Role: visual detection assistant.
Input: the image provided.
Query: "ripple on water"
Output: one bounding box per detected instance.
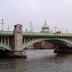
[0,49,72,72]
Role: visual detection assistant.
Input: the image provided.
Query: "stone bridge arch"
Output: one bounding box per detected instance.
[0,43,12,57]
[0,43,11,51]
[23,38,72,53]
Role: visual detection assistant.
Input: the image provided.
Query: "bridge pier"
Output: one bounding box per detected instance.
[14,51,26,58]
[8,51,26,58]
[13,24,27,58]
[0,51,26,58]
[54,46,72,53]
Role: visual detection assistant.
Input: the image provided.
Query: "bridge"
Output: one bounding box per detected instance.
[0,24,72,57]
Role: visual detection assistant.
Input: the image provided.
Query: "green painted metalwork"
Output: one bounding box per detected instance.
[23,32,72,37]
[0,31,72,50]
[0,43,11,51]
[0,31,72,37]
[23,38,72,49]
[0,31,13,36]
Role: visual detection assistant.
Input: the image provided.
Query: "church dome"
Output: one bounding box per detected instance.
[41,20,50,32]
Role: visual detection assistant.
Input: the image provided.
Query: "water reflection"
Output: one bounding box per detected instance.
[0,49,72,72]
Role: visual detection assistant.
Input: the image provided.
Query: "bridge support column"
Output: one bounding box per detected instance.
[54,46,72,53]
[13,24,26,58]
[4,37,6,44]
[14,51,26,57]
[1,38,3,43]
[8,37,10,46]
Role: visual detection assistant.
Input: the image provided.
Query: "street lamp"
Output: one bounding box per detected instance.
[54,26,57,33]
[0,19,5,31]
[29,21,33,32]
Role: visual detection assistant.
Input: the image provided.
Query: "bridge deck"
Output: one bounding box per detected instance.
[0,31,13,36]
[23,32,72,37]
[0,31,72,37]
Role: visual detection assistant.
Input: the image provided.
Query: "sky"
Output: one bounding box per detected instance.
[0,0,72,33]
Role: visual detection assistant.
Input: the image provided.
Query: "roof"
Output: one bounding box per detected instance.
[42,20,49,30]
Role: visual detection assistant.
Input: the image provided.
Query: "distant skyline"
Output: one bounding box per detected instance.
[0,0,72,33]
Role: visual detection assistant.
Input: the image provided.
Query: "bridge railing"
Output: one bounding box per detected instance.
[23,32,72,37]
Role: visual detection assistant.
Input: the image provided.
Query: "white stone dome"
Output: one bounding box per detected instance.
[41,20,50,32]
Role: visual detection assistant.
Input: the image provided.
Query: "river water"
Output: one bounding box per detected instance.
[0,49,72,72]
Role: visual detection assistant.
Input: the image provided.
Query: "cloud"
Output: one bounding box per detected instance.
[64,0,72,5]
[0,0,72,32]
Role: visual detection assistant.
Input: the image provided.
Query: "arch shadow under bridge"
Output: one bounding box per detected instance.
[0,43,11,57]
[23,38,72,53]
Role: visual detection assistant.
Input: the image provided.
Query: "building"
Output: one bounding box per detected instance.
[41,20,50,33]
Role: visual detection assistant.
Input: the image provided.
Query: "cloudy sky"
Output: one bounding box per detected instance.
[0,0,72,33]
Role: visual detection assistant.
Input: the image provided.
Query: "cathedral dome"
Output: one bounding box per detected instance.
[41,20,50,32]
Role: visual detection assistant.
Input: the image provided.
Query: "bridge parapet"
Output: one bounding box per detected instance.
[23,32,72,37]
[0,31,13,35]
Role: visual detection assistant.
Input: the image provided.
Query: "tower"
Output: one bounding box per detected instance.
[14,24,26,57]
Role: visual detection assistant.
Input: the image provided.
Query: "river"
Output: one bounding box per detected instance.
[0,49,72,72]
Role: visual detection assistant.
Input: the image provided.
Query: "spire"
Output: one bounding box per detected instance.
[41,20,50,33]
[45,20,47,25]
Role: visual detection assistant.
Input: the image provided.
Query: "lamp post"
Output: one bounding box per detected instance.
[8,25,9,31]
[0,19,5,31]
[29,21,33,32]
[54,26,57,33]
